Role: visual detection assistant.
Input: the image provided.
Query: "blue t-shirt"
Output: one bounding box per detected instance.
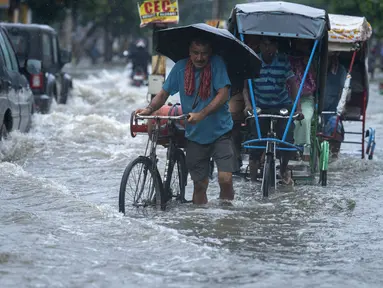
[252,53,295,108]
[162,55,232,144]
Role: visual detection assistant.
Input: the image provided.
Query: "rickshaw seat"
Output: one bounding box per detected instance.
[343,106,362,121]
[348,91,364,107]
[350,67,364,93]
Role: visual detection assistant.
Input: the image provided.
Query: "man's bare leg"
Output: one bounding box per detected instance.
[192,178,209,204]
[280,153,293,185]
[218,171,234,200]
[249,159,260,182]
[330,141,341,159]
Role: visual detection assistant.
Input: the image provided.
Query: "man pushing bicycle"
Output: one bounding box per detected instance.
[136,36,237,205]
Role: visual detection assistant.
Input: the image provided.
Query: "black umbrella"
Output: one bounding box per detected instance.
[154,23,261,80]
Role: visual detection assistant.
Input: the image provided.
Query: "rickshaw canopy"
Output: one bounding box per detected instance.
[328,14,372,52]
[228,1,330,39]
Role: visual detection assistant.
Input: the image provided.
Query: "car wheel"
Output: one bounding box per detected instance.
[0,122,8,141]
[25,105,33,132]
[59,92,68,104]
[54,92,58,103]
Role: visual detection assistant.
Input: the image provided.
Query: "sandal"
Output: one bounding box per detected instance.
[278,178,294,186]
[302,154,310,162]
[278,171,294,187]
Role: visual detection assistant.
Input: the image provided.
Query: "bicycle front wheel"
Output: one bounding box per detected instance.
[262,154,273,198]
[119,156,164,214]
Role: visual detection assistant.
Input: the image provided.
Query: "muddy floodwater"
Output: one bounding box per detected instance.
[1,66,382,287]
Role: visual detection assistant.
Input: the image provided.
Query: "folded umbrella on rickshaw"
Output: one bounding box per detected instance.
[154,23,262,81]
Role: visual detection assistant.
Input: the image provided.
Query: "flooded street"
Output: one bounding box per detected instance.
[1,65,383,287]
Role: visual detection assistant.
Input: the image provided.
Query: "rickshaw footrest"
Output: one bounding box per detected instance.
[345,131,363,135]
[343,141,362,144]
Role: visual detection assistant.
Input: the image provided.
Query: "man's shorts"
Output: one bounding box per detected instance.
[185,132,237,182]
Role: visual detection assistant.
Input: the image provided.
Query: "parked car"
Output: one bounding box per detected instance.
[3,23,73,114]
[0,25,39,140]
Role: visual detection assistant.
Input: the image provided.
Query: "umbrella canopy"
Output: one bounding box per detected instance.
[154,23,261,80]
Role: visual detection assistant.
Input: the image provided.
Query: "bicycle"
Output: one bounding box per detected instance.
[243,108,303,197]
[119,104,190,215]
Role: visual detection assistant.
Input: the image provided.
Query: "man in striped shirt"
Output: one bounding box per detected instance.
[243,36,299,185]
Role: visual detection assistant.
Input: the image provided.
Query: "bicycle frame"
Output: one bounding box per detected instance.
[263,116,277,191]
[135,113,188,204]
[246,113,300,190]
[137,114,187,155]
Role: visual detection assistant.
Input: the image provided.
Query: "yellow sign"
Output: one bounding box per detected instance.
[137,0,179,28]
[205,20,227,29]
[0,0,9,9]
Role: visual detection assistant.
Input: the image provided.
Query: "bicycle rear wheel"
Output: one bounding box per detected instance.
[164,148,188,204]
[119,156,164,215]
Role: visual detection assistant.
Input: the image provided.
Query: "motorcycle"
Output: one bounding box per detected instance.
[122,50,129,63]
[130,66,147,87]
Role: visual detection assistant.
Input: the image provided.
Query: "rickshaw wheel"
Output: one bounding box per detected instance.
[310,118,320,175]
[368,142,375,160]
[262,154,273,197]
[366,128,376,160]
[320,170,327,186]
[319,141,329,187]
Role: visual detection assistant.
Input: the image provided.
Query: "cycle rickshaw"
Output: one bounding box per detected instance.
[119,23,261,214]
[227,1,331,196]
[318,14,375,161]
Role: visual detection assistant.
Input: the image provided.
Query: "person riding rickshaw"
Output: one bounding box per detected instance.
[121,24,262,212]
[227,1,331,195]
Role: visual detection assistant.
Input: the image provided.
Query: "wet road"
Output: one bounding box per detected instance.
[1,65,382,287]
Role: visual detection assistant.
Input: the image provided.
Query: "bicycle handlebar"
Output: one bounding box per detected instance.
[258,113,303,120]
[245,112,304,121]
[136,113,189,121]
[321,111,337,115]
